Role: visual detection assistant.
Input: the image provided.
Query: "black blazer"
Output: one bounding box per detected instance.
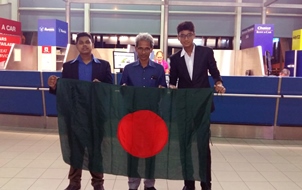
[169,46,222,89]
[50,56,113,94]
[61,58,112,83]
[169,46,222,112]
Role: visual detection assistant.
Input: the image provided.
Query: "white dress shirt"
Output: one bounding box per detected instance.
[180,45,195,80]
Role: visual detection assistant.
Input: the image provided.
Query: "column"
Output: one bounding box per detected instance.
[160,0,168,60]
[261,0,267,24]
[84,3,90,33]
[233,0,242,50]
[65,0,71,44]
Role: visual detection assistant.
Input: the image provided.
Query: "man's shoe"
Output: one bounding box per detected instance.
[93,184,104,190]
[64,184,81,190]
[144,187,156,190]
[182,186,195,190]
[201,182,211,190]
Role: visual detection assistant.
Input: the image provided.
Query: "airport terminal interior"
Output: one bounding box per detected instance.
[1,0,302,189]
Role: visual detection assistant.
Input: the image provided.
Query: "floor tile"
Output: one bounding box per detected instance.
[2,129,302,190]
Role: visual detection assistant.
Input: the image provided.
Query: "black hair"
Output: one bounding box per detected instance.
[76,32,93,43]
[177,21,195,34]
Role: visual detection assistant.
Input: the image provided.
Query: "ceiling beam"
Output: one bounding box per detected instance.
[64,0,302,9]
[64,0,163,5]
[169,1,263,8]
[264,0,278,7]
[270,3,302,9]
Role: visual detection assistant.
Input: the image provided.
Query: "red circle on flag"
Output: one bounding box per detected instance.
[117,110,168,158]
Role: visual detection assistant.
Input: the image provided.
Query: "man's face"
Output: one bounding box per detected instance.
[178,30,195,48]
[136,40,153,62]
[76,36,93,54]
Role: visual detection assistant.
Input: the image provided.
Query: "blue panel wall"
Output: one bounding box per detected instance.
[277,77,302,126]
[0,71,41,87]
[0,71,43,115]
[0,72,301,127]
[210,76,279,125]
[0,89,43,115]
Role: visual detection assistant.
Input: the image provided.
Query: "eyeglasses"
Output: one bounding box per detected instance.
[178,33,194,39]
[137,47,152,52]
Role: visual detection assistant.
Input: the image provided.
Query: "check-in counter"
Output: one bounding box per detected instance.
[0,71,302,139]
[211,76,279,125]
[0,71,43,115]
[277,77,302,126]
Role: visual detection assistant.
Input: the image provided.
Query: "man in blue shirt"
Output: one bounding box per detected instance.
[120,33,167,190]
[48,32,112,190]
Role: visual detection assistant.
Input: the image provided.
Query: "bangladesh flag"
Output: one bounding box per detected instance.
[56,79,213,182]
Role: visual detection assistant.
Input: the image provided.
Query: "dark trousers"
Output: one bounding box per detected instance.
[127,154,156,179]
[179,123,212,190]
[184,143,211,189]
[68,166,104,187]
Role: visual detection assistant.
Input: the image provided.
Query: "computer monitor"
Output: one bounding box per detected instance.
[113,51,136,70]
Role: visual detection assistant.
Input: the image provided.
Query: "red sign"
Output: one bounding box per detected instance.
[0,34,21,46]
[0,34,21,63]
[0,46,11,63]
[42,46,52,53]
[0,17,22,36]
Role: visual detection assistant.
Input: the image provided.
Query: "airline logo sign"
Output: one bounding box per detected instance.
[39,27,55,32]
[292,29,302,50]
[0,17,22,36]
[58,28,67,34]
[255,26,273,34]
[42,46,52,53]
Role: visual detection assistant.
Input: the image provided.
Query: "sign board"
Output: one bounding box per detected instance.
[292,29,302,50]
[42,46,52,54]
[0,17,22,36]
[241,24,274,55]
[38,19,68,47]
[0,34,21,64]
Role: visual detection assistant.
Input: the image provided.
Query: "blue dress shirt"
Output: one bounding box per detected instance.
[71,55,101,81]
[120,60,167,88]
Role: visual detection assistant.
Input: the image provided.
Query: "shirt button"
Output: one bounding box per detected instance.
[143,86,145,87]
[143,78,145,79]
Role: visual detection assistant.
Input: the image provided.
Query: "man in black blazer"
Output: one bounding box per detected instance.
[169,21,226,190]
[48,32,112,190]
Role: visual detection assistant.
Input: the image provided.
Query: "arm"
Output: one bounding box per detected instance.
[163,60,169,70]
[120,66,129,85]
[49,63,69,95]
[158,66,167,88]
[208,49,222,85]
[169,55,178,87]
[48,75,58,95]
[207,49,225,93]
[105,62,113,84]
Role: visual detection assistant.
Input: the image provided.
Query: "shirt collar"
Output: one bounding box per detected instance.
[180,44,196,57]
[70,54,100,64]
[133,59,156,68]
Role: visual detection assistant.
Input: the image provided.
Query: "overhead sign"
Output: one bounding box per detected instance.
[241,24,274,55]
[292,29,302,50]
[0,17,22,36]
[38,19,68,47]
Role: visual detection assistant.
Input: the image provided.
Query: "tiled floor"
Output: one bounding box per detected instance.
[1,127,302,190]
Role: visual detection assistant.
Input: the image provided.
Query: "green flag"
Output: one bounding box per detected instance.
[56,78,213,182]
